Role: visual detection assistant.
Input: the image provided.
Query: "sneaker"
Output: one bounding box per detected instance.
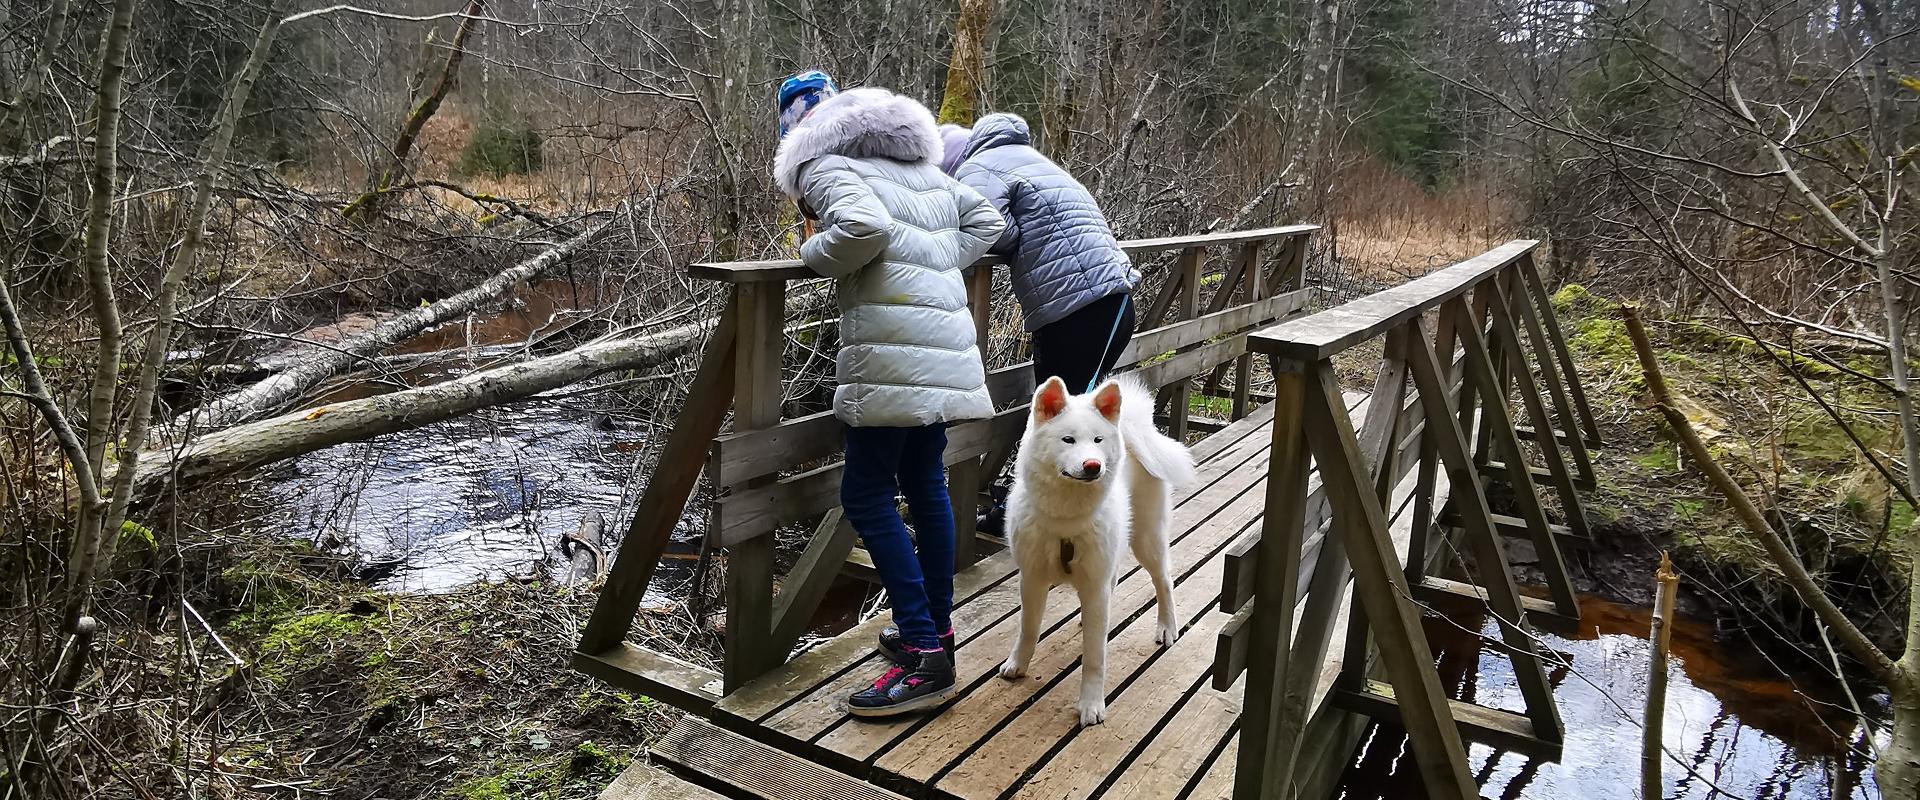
[976,502,1007,536]
[878,627,956,665]
[846,648,956,717]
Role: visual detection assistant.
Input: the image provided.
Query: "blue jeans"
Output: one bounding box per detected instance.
[841,424,955,651]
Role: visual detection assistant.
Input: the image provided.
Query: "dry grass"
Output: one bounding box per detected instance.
[1332,157,1521,283]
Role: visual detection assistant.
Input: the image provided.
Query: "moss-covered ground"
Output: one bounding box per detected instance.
[137,542,683,799]
[1549,285,1911,658]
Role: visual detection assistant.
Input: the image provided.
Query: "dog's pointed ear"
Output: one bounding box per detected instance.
[1033,376,1070,422]
[1092,380,1123,422]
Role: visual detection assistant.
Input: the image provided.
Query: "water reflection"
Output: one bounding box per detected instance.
[249,280,703,594]
[1336,596,1879,799]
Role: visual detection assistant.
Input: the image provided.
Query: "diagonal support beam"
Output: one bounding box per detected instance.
[1404,311,1566,744]
[1501,268,1598,490]
[1517,256,1603,447]
[1447,298,1580,616]
[1301,362,1478,800]
[578,309,739,655]
[1482,281,1594,543]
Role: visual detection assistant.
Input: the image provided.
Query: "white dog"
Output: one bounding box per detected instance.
[998,374,1197,725]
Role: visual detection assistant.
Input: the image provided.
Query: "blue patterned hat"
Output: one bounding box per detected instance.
[778,70,839,139]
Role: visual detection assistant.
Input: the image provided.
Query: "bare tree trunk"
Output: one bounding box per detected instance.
[1873,236,1920,796]
[170,216,615,435]
[97,5,286,578]
[134,283,829,501]
[134,316,720,499]
[937,0,994,126]
[63,0,139,635]
[342,0,486,221]
[1278,0,1341,207]
[0,0,72,148]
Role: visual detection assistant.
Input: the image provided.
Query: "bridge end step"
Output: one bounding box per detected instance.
[651,716,906,800]
[601,759,728,800]
[1334,680,1564,761]
[574,644,723,715]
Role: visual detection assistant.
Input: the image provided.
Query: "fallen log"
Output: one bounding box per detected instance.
[132,281,832,501]
[165,214,616,437]
[134,314,713,499]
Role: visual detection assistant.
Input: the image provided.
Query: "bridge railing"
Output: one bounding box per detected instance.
[573,223,1319,703]
[1222,240,1602,800]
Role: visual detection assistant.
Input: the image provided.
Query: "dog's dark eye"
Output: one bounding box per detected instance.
[1094,437,1104,443]
[1062,436,1075,444]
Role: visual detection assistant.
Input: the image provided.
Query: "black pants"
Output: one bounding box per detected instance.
[1031,291,1136,394]
[981,292,1137,525]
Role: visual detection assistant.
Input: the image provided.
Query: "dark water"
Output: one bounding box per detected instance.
[251,281,704,594]
[1335,596,1882,799]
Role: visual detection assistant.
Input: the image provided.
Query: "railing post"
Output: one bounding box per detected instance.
[577,311,739,656]
[1167,246,1204,439]
[952,265,995,568]
[724,280,786,691]
[1234,360,1310,800]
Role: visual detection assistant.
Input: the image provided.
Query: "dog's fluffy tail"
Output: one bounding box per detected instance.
[1113,374,1198,486]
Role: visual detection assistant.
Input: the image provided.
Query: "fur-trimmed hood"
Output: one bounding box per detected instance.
[774,87,942,197]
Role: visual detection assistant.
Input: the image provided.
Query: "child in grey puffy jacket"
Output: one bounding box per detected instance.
[774,83,1005,717]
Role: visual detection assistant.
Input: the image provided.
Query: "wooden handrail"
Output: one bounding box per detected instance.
[1248,239,1537,361]
[687,224,1320,284]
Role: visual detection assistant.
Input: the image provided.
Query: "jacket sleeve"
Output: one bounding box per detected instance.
[796,157,893,279]
[952,181,1008,267]
[956,163,1017,256]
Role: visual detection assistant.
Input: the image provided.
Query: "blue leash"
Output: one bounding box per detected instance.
[1086,296,1130,393]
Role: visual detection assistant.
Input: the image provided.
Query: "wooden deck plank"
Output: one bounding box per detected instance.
[651,717,910,800]
[1103,462,1454,800]
[1183,738,1239,799]
[1096,690,1239,799]
[897,509,1258,791]
[599,760,729,800]
[815,436,1280,765]
[854,398,1365,779]
[922,398,1372,798]
[979,553,1248,799]
[737,411,1281,749]
[711,408,1281,727]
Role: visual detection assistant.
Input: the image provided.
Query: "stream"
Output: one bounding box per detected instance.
[246,280,702,595]
[1334,595,1882,799]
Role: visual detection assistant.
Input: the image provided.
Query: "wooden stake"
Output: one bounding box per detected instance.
[1643,552,1679,800]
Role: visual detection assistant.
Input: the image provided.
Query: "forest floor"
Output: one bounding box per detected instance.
[153,549,690,800]
[1539,285,1911,667]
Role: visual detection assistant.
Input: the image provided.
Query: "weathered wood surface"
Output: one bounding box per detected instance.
[599,759,728,800]
[687,225,1316,284]
[701,380,1445,799]
[1249,239,1537,361]
[709,289,1308,490]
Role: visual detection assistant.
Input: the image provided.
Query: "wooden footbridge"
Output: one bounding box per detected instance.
[573,225,1605,800]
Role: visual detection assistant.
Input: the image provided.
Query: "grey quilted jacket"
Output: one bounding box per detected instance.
[956,114,1139,331]
[774,88,1006,428]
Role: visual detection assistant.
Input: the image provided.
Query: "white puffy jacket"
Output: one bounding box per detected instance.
[773,88,1006,428]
